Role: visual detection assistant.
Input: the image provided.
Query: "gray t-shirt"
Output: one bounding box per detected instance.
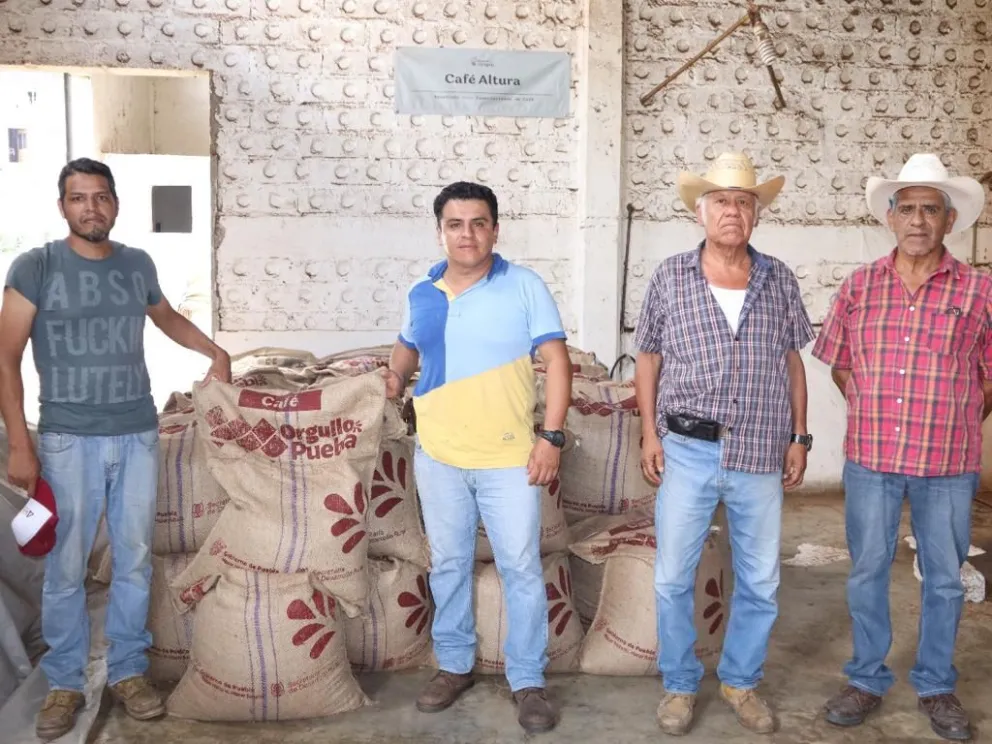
[4,240,162,436]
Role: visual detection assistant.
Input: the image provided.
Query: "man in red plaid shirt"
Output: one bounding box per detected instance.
[813,153,991,742]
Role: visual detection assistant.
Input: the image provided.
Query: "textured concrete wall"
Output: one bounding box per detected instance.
[0,0,586,355]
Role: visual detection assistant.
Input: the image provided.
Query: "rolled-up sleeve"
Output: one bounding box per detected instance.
[812,279,853,369]
[634,267,667,354]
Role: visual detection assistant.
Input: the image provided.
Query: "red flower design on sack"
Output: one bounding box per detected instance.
[370,449,407,518]
[397,573,430,636]
[159,423,189,435]
[270,682,285,697]
[324,483,367,554]
[545,564,574,637]
[209,538,226,556]
[702,570,725,635]
[547,478,562,510]
[287,589,338,659]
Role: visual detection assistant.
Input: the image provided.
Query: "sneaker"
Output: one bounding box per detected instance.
[824,685,882,727]
[513,687,557,733]
[109,675,166,720]
[720,683,776,734]
[655,692,696,735]
[36,690,85,741]
[415,671,474,713]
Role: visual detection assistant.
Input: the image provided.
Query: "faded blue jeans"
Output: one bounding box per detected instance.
[414,446,547,692]
[38,429,159,692]
[655,433,783,694]
[842,460,977,698]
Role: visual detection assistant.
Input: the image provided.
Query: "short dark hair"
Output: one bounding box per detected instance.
[433,181,498,226]
[58,158,118,202]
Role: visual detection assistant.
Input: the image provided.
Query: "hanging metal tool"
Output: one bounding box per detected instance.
[640,1,786,110]
[610,203,637,380]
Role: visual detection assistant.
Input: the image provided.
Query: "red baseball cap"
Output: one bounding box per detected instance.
[11,477,59,558]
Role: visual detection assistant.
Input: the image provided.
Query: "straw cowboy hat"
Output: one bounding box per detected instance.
[865,153,987,234]
[677,152,785,212]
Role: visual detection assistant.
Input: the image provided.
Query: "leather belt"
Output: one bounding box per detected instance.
[666,414,730,442]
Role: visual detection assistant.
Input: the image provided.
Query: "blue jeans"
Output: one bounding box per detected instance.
[654,433,783,694]
[842,460,977,697]
[414,446,547,692]
[38,429,160,691]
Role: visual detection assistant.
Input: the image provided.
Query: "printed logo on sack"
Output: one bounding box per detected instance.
[370,449,409,518]
[702,570,726,635]
[288,590,338,660]
[324,483,367,553]
[545,564,574,637]
[547,477,562,510]
[204,399,365,461]
[589,520,656,558]
[570,388,640,418]
[397,573,431,636]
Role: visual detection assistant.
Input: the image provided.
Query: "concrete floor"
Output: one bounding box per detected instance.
[88,492,992,744]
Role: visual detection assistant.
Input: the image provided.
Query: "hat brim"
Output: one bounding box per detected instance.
[677,174,785,213]
[865,176,987,234]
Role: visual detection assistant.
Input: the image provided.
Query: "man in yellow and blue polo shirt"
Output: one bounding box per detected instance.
[384,181,572,734]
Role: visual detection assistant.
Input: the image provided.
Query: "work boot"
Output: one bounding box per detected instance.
[655,692,696,735]
[824,685,882,727]
[720,683,776,734]
[36,690,85,741]
[919,693,972,741]
[109,675,166,720]
[513,687,557,733]
[415,671,474,713]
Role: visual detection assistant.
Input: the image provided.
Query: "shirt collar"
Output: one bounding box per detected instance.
[880,246,960,280]
[686,241,769,271]
[428,252,507,282]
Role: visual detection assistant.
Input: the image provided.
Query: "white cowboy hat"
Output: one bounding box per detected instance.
[677,152,785,212]
[865,153,987,233]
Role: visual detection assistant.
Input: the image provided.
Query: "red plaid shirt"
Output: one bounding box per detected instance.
[813,249,992,477]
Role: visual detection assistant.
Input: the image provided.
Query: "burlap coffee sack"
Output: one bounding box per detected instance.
[178,373,395,609]
[475,477,568,561]
[571,515,731,676]
[148,553,195,683]
[473,552,584,675]
[344,557,433,672]
[368,434,430,567]
[549,379,656,523]
[230,347,317,375]
[533,344,603,369]
[167,568,369,722]
[154,410,228,555]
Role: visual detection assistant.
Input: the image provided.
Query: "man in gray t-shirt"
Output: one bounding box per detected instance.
[0,158,232,741]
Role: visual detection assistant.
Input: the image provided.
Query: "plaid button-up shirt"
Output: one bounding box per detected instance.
[635,244,815,474]
[812,249,992,477]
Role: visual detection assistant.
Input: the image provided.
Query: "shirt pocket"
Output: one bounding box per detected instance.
[927,310,978,357]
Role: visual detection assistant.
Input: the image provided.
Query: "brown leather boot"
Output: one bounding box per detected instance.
[513,687,557,733]
[656,692,696,735]
[36,690,85,741]
[720,683,776,734]
[109,676,165,720]
[919,693,972,741]
[415,671,475,713]
[824,685,883,727]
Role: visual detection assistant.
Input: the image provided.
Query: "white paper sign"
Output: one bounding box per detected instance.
[11,498,52,546]
[394,47,572,118]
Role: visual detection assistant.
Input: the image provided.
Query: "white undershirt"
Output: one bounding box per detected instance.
[708,284,747,335]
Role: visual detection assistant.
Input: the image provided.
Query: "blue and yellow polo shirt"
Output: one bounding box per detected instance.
[399,253,566,469]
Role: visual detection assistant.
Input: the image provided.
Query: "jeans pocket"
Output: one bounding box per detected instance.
[38,432,77,455]
[135,428,160,449]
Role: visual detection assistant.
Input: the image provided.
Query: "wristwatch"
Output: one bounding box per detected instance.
[791,433,813,451]
[538,429,567,448]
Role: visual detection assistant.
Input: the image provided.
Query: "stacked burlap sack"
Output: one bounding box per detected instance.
[92,348,433,721]
[533,346,732,675]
